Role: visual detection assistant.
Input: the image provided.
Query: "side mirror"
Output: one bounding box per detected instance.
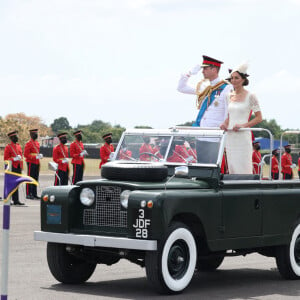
[48,161,58,172]
[175,166,189,177]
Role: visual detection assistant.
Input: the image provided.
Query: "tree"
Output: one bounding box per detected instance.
[51,117,71,134]
[74,120,126,143]
[0,113,52,146]
[177,121,193,127]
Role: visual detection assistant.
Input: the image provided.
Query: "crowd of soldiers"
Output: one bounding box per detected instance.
[3,129,113,205]
[3,126,300,205]
[252,141,300,180]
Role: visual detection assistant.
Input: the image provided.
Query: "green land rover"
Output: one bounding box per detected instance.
[34,127,300,294]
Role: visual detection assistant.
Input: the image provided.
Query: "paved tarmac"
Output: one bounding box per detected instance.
[0,174,300,299]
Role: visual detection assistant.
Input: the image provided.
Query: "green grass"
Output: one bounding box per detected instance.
[0,153,101,176]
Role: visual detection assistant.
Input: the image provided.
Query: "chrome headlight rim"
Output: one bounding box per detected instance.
[120,190,131,209]
[80,187,95,206]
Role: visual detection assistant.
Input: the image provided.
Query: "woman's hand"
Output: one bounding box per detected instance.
[220,123,228,131]
[232,124,245,131]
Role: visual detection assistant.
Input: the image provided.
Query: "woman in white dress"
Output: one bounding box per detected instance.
[220,63,262,174]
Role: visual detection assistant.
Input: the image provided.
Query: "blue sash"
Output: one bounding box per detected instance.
[193,83,228,127]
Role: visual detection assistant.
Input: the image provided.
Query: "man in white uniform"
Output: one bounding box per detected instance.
[177,55,231,163]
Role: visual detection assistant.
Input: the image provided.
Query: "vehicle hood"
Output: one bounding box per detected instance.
[76,177,210,190]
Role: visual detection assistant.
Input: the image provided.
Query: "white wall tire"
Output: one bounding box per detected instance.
[276,223,300,279]
[145,222,197,294]
[289,224,300,276]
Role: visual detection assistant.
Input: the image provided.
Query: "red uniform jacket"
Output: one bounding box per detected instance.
[167,145,188,163]
[281,152,292,175]
[298,157,300,171]
[271,155,279,173]
[4,142,23,169]
[252,150,261,174]
[152,146,163,159]
[70,141,84,165]
[119,149,132,160]
[139,143,153,161]
[53,143,69,171]
[24,139,40,164]
[99,143,114,168]
[174,145,189,160]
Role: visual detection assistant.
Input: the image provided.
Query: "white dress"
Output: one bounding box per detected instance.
[225,92,261,174]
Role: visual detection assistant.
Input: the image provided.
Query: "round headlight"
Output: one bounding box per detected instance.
[80,188,95,206]
[120,190,131,209]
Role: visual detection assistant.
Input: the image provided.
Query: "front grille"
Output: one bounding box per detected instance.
[83,186,127,227]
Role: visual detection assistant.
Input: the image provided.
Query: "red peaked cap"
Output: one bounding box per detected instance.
[29,129,38,133]
[103,133,112,140]
[57,132,67,138]
[7,130,18,137]
[202,55,223,67]
[73,130,82,136]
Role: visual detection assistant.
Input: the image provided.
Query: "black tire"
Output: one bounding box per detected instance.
[196,255,224,272]
[276,223,300,279]
[101,161,168,182]
[47,243,96,284]
[145,222,197,294]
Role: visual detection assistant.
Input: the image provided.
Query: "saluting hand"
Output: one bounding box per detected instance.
[188,64,201,76]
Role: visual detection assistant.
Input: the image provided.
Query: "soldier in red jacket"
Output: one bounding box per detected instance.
[139,136,154,161]
[4,130,24,205]
[70,130,87,184]
[24,129,43,199]
[281,144,294,180]
[99,133,114,168]
[271,149,279,180]
[252,141,262,175]
[53,132,69,185]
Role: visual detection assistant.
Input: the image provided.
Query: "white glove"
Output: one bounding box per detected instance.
[291,163,297,169]
[62,158,69,164]
[13,155,21,161]
[80,150,88,157]
[36,153,43,159]
[188,64,201,75]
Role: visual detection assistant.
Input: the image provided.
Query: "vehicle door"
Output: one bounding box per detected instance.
[221,183,262,238]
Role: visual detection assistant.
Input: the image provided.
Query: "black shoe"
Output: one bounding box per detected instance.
[26,195,34,200]
[14,202,25,206]
[34,195,41,200]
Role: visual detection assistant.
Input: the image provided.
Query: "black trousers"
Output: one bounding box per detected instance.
[271,172,279,180]
[196,140,219,164]
[282,172,292,180]
[26,162,40,197]
[11,165,22,204]
[72,163,84,184]
[54,169,69,186]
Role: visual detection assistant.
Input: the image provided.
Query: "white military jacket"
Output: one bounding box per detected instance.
[177,74,232,127]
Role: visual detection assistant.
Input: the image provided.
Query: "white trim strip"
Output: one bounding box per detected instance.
[34,231,157,251]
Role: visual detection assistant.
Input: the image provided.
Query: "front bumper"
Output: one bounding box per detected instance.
[34,231,157,251]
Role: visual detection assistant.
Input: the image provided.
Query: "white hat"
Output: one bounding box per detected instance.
[230,62,249,77]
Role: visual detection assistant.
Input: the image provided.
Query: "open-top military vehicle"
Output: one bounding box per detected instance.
[34,127,300,294]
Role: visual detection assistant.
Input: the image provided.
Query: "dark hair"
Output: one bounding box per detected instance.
[237,71,249,86]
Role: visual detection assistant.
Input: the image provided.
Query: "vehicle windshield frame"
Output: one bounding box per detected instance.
[112,127,225,168]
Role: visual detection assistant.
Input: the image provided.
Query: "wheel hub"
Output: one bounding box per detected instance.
[168,240,190,279]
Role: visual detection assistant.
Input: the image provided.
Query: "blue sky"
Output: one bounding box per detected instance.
[1,0,300,129]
